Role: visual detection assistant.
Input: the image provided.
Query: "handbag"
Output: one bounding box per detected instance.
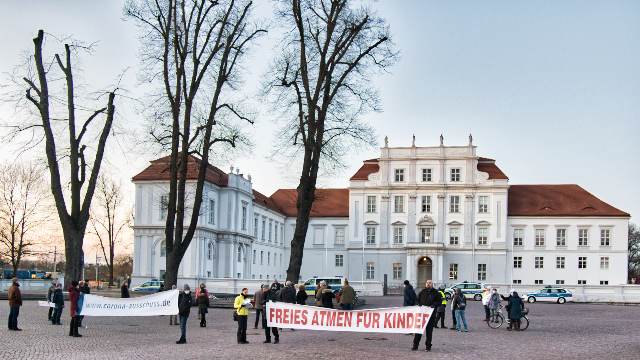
[233,310,238,322]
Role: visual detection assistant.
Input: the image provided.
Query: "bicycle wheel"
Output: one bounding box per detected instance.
[488,314,503,329]
[520,316,529,330]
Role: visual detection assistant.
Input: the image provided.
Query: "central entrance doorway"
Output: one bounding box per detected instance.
[417,256,433,288]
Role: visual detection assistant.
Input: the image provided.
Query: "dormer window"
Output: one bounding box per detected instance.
[394,168,405,182]
[450,168,461,182]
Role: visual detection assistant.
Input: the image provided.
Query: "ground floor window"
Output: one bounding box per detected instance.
[392,263,402,280]
[366,262,375,279]
[512,279,522,284]
[477,263,487,281]
[600,280,609,285]
[535,279,543,285]
[335,254,344,267]
[555,280,564,285]
[448,263,458,280]
[578,280,586,285]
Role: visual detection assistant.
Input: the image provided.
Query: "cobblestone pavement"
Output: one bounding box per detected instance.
[2,297,639,360]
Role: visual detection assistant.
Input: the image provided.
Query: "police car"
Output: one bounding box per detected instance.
[131,279,164,293]
[444,281,485,301]
[526,286,573,304]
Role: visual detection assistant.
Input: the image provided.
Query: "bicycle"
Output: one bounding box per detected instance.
[487,304,529,330]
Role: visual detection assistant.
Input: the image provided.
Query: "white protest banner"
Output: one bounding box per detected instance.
[79,289,178,317]
[265,302,433,334]
[38,301,56,308]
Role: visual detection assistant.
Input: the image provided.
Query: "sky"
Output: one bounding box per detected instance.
[0,0,638,258]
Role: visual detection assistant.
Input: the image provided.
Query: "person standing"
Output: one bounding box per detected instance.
[488,288,501,323]
[77,280,90,328]
[121,281,130,298]
[481,287,490,322]
[176,284,193,344]
[7,278,22,331]
[507,291,524,331]
[434,285,447,329]
[450,289,458,331]
[52,283,64,325]
[68,281,82,337]
[339,279,356,310]
[453,288,468,332]
[261,284,279,344]
[412,280,442,352]
[196,283,210,327]
[403,280,417,306]
[253,284,265,329]
[319,282,335,308]
[280,281,296,304]
[234,288,250,344]
[295,284,308,305]
[169,284,179,326]
[47,280,57,322]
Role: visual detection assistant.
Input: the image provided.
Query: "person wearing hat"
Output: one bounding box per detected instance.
[403,280,417,306]
[7,278,22,331]
[176,284,193,344]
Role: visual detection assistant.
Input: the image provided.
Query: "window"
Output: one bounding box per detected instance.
[600,257,609,269]
[207,242,213,260]
[600,229,611,246]
[477,227,488,245]
[260,251,264,265]
[267,252,271,265]
[394,196,404,213]
[208,199,216,224]
[393,227,404,244]
[534,280,544,285]
[241,205,247,230]
[513,256,522,268]
[335,228,345,245]
[513,229,524,247]
[393,263,403,280]
[160,240,166,257]
[478,196,488,213]
[578,280,586,285]
[535,229,545,247]
[268,220,273,242]
[366,196,376,213]
[366,262,375,279]
[600,280,609,285]
[420,227,433,243]
[421,195,431,213]
[578,228,589,246]
[535,256,544,269]
[449,196,460,213]
[556,280,565,285]
[512,280,522,284]
[556,228,566,247]
[578,257,587,269]
[366,227,376,245]
[477,264,487,281]
[421,168,432,182]
[394,169,405,182]
[335,254,344,267]
[253,217,259,237]
[556,256,565,269]
[275,222,278,242]
[449,227,460,245]
[280,254,282,266]
[261,218,266,240]
[448,264,458,280]
[252,250,256,264]
[237,246,242,262]
[159,194,169,220]
[450,168,461,182]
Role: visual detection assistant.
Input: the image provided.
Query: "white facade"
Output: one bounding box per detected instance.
[132,142,630,288]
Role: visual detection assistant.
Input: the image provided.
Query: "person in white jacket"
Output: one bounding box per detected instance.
[481,287,491,322]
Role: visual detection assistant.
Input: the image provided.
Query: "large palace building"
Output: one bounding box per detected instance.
[131,139,630,287]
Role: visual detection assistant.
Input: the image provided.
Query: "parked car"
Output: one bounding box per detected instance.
[131,280,164,293]
[302,277,344,295]
[526,287,572,304]
[444,281,486,301]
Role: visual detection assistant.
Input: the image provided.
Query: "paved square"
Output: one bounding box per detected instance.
[2,297,639,359]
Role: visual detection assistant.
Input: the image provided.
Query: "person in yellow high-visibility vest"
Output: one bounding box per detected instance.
[434,285,448,329]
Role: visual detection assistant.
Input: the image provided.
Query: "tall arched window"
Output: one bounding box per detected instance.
[237,245,243,263]
[207,241,213,260]
[160,240,166,257]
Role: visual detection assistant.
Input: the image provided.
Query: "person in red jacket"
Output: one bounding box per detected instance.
[7,278,22,331]
[68,281,82,337]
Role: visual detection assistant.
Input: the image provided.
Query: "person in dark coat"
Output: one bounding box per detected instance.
[77,280,90,328]
[68,281,82,337]
[7,278,22,331]
[507,291,524,331]
[403,280,417,306]
[51,283,64,325]
[121,282,130,298]
[319,282,335,308]
[196,283,210,327]
[47,280,56,322]
[295,284,308,305]
[412,280,442,352]
[261,284,279,344]
[176,284,193,344]
[253,285,265,329]
[452,288,468,332]
[280,281,296,304]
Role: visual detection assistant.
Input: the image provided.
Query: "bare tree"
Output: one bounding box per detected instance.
[0,162,49,276]
[18,30,117,282]
[264,0,397,281]
[125,0,265,288]
[629,223,640,283]
[90,175,131,286]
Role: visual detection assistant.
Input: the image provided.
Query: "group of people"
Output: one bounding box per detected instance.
[403,280,527,352]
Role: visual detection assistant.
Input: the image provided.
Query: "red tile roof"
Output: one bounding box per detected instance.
[252,190,284,214]
[477,157,509,180]
[269,188,349,217]
[132,154,228,186]
[350,159,379,181]
[508,184,629,217]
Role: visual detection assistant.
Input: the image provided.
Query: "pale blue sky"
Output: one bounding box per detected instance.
[0,0,638,221]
